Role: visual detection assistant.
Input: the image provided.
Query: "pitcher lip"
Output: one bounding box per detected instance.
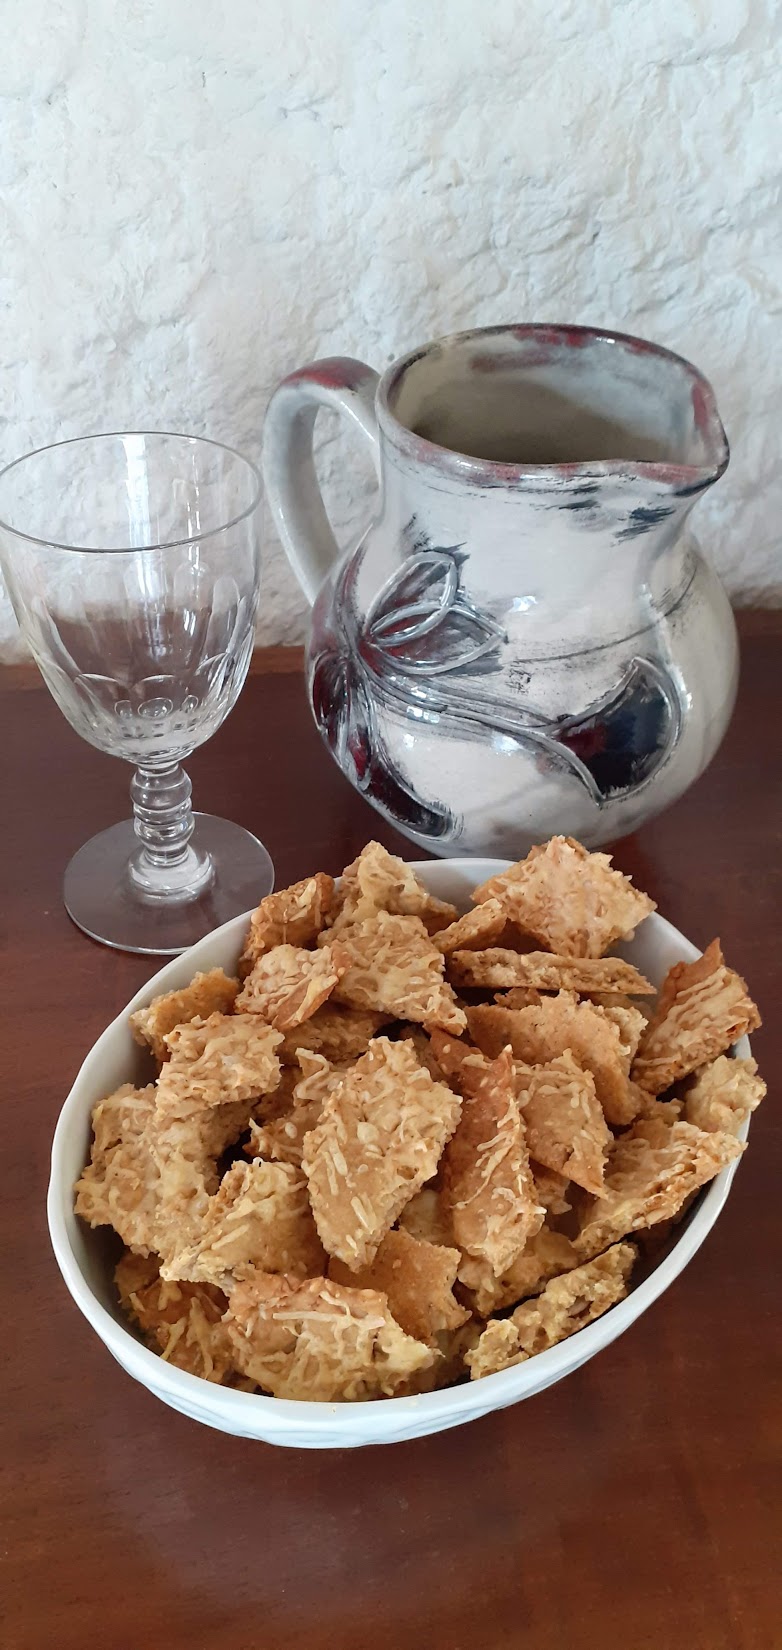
[376,323,729,493]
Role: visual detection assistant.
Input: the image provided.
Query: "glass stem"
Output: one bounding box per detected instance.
[128,762,214,901]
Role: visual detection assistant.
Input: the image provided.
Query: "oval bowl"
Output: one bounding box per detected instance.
[48,858,750,1448]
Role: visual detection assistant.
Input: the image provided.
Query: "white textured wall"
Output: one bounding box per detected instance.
[1,0,780,661]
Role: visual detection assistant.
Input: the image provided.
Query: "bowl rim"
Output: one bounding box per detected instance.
[47,859,749,1438]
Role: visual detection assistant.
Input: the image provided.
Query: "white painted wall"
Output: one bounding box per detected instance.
[1,0,780,661]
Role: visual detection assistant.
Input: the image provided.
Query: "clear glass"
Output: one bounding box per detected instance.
[0,432,273,953]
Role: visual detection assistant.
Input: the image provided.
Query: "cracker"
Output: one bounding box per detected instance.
[115,1252,234,1383]
[427,1028,492,1093]
[329,1227,468,1345]
[441,1048,544,1274]
[396,1027,448,1082]
[239,873,335,976]
[328,840,458,936]
[330,912,467,1034]
[433,899,507,956]
[74,1083,160,1255]
[575,1118,744,1260]
[247,1108,315,1168]
[163,1158,325,1289]
[473,837,655,958]
[452,950,653,996]
[466,1243,636,1378]
[493,988,543,1010]
[251,1064,299,1125]
[151,1029,277,1261]
[130,969,239,1063]
[515,1052,611,1194]
[458,1226,580,1316]
[157,1013,283,1109]
[396,1320,483,1396]
[149,1094,257,1259]
[397,1187,455,1248]
[531,1162,572,1216]
[223,1273,436,1401]
[595,1002,647,1073]
[584,991,651,1018]
[248,1052,350,1166]
[302,1036,462,1269]
[276,1004,392,1066]
[631,941,762,1093]
[431,1031,607,1193]
[630,1086,683,1125]
[684,1054,766,1137]
[236,944,347,1031]
[466,993,638,1126]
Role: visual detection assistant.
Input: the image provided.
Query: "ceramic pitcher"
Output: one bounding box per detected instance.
[263,324,737,856]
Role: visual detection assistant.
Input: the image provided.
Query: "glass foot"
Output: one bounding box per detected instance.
[64,814,274,955]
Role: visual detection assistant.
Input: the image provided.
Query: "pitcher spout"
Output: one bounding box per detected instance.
[377,323,729,546]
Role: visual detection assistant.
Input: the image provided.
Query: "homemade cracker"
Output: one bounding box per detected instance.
[595,1002,647,1073]
[74,1083,160,1255]
[330,911,467,1034]
[397,1027,448,1082]
[327,841,458,936]
[277,1004,391,1065]
[458,1226,580,1316]
[631,1086,683,1125]
[238,873,335,976]
[466,993,638,1126]
[236,944,348,1030]
[492,988,543,1009]
[575,1118,744,1259]
[451,949,653,996]
[584,991,651,1019]
[302,1036,462,1269]
[248,1051,349,1166]
[531,1163,573,1216]
[115,1251,234,1383]
[473,836,655,958]
[631,941,762,1093]
[684,1054,766,1137]
[223,1272,436,1400]
[397,1187,455,1248]
[433,899,508,956]
[396,1320,485,1396]
[158,1013,282,1109]
[466,1243,636,1378]
[163,1158,325,1289]
[329,1227,468,1345]
[427,1028,492,1093]
[515,1052,611,1194]
[441,1048,544,1274]
[149,1094,253,1259]
[130,969,239,1063]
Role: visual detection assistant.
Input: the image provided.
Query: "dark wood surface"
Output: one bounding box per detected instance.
[2,612,780,1650]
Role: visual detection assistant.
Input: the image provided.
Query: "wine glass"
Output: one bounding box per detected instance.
[0,431,274,954]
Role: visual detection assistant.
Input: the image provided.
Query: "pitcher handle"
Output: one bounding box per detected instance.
[263,357,381,604]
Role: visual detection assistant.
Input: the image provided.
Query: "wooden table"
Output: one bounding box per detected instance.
[2,614,779,1650]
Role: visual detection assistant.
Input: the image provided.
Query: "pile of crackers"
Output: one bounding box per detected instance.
[75,837,765,1402]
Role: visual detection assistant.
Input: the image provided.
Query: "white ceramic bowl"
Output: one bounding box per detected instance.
[48,859,750,1449]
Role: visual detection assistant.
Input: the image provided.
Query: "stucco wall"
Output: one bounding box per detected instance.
[1,0,780,660]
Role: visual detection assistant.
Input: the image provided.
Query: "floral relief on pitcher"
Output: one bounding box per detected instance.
[311,524,683,839]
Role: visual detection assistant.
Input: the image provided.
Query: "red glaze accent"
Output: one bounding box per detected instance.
[284,358,372,393]
[691,379,711,434]
[511,324,591,349]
